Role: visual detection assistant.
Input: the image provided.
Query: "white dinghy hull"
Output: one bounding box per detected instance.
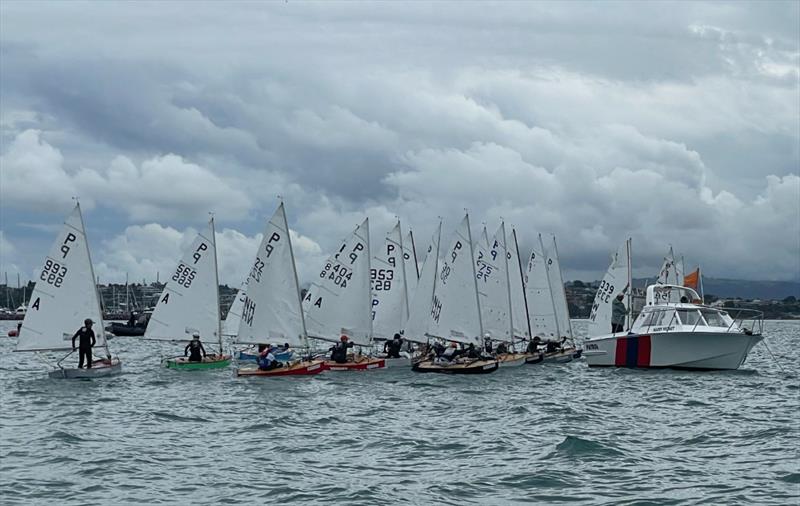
[584,332,763,370]
[49,358,123,379]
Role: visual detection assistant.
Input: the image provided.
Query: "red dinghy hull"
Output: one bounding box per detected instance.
[323,357,386,371]
[236,360,325,377]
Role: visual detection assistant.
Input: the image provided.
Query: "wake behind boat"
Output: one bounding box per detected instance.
[585,284,764,370]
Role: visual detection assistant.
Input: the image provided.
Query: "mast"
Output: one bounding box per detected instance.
[210,215,222,354]
[541,233,561,339]
[551,235,573,340]
[626,238,633,331]
[397,220,410,328]
[501,221,514,344]
[512,227,532,342]
[465,212,484,339]
[282,201,309,347]
[409,230,420,279]
[364,217,373,345]
[76,201,110,358]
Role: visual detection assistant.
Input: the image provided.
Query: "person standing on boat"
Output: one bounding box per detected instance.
[184,332,207,362]
[612,294,627,333]
[384,333,404,358]
[483,333,493,354]
[72,318,97,369]
[329,335,354,363]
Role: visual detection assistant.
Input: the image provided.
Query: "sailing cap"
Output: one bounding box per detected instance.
[192,332,200,339]
[340,335,349,342]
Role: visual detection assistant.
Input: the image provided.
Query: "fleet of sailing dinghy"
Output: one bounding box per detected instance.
[410,214,500,374]
[234,202,324,377]
[144,218,231,370]
[14,203,122,379]
[303,218,385,371]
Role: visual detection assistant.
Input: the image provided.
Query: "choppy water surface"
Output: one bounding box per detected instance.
[1,320,798,505]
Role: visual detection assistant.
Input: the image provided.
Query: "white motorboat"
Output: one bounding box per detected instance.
[584,284,764,370]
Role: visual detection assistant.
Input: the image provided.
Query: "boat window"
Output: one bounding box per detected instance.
[651,309,675,327]
[637,311,654,327]
[700,310,726,327]
[676,309,704,326]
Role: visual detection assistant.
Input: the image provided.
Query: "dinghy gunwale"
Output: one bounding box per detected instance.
[48,358,123,379]
[163,354,232,370]
[323,356,386,371]
[236,359,325,377]
[411,358,499,374]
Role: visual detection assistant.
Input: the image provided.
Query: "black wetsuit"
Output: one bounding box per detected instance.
[466,345,480,359]
[496,342,508,355]
[527,340,540,354]
[329,341,353,363]
[385,338,403,358]
[185,340,206,362]
[72,326,96,368]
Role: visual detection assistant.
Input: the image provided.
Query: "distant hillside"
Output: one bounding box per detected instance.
[628,277,800,300]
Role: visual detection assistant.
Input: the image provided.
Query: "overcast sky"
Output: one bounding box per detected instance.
[1,1,798,287]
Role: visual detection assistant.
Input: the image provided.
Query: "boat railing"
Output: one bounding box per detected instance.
[640,306,764,335]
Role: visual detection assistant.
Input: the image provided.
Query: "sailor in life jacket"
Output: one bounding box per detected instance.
[184,332,207,362]
[329,335,354,363]
[383,333,404,358]
[257,345,281,370]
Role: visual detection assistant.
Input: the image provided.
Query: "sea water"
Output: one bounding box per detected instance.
[0,320,797,505]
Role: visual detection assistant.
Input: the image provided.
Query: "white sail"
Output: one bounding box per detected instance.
[403,229,419,302]
[545,235,573,339]
[236,202,307,347]
[303,218,372,346]
[476,224,512,342]
[508,227,530,340]
[404,221,441,342]
[16,204,105,352]
[588,238,632,337]
[427,214,482,345]
[525,234,560,341]
[656,246,681,285]
[145,220,220,345]
[371,221,411,340]
[222,280,248,337]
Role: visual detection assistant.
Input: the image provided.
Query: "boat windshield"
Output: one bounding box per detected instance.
[700,309,728,327]
[676,309,705,326]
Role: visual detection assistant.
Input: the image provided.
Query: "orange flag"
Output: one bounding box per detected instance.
[684,268,700,291]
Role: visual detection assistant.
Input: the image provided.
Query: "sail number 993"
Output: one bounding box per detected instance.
[40,259,68,288]
[172,263,197,288]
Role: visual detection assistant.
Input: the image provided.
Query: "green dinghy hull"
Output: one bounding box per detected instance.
[163,355,231,371]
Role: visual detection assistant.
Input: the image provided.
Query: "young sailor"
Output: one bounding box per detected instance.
[257,345,281,371]
[496,341,508,355]
[384,333,404,358]
[184,332,207,362]
[612,294,627,333]
[329,335,354,364]
[71,318,97,369]
[527,336,541,354]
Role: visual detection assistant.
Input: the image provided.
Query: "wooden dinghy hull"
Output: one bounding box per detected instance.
[323,357,386,371]
[49,358,123,379]
[497,353,527,367]
[525,353,545,365]
[412,359,499,374]
[236,359,325,377]
[163,354,231,371]
[541,347,581,364]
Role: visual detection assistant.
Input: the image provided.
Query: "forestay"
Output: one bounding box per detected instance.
[236,202,307,348]
[588,238,632,337]
[145,220,220,344]
[222,279,248,337]
[404,221,441,342]
[372,221,411,340]
[426,214,482,345]
[544,235,573,340]
[476,224,512,342]
[16,204,106,353]
[303,218,372,346]
[525,234,559,341]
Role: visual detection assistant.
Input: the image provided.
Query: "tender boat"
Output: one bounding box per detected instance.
[584,284,764,370]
